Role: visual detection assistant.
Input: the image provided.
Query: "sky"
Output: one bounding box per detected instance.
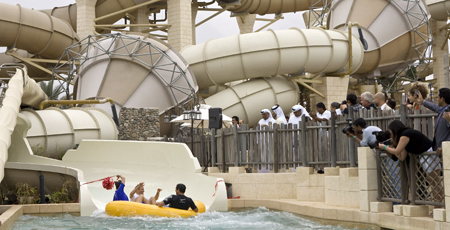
[0,0,307,45]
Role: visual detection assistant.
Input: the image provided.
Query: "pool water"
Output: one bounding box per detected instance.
[12,207,374,230]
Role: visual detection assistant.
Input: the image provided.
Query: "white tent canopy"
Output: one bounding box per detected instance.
[171,104,232,128]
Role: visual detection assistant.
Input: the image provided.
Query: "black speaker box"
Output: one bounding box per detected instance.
[209,108,222,129]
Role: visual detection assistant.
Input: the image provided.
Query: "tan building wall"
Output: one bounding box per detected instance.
[236,14,256,34]
[76,0,97,40]
[167,0,193,51]
[431,19,449,92]
[311,76,350,111]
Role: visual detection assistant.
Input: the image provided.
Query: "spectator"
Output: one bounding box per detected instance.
[407,82,429,110]
[309,102,331,122]
[343,94,362,114]
[361,92,377,110]
[271,104,288,125]
[386,98,397,113]
[239,120,244,125]
[285,115,289,123]
[340,100,348,111]
[379,120,432,161]
[346,118,381,147]
[232,116,239,128]
[374,92,392,111]
[330,102,342,117]
[258,109,275,127]
[416,88,450,154]
[288,105,311,125]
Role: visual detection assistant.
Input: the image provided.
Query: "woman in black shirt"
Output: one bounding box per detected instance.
[378,120,432,161]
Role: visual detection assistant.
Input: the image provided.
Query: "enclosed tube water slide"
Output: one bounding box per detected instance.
[426,0,450,20]
[219,0,323,14]
[328,0,431,78]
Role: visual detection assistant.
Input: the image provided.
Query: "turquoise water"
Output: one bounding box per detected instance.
[12,207,373,230]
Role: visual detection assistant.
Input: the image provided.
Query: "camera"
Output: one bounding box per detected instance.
[367,131,392,149]
[342,118,354,135]
[445,106,450,113]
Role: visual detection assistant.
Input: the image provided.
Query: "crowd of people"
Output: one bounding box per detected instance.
[112,175,198,212]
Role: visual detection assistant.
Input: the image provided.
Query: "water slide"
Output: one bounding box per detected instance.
[7,115,227,215]
[426,0,450,20]
[0,68,48,181]
[219,0,324,14]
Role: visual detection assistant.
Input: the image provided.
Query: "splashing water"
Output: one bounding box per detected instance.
[12,207,373,230]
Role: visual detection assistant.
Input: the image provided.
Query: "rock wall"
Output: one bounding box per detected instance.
[119,108,160,141]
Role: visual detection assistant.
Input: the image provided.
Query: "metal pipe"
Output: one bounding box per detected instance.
[94,23,171,28]
[94,0,163,22]
[195,9,226,27]
[296,80,325,99]
[39,98,115,110]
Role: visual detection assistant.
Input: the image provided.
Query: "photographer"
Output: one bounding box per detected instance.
[346,118,381,147]
[378,120,432,161]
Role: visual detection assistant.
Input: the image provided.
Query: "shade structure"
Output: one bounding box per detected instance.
[171,105,233,128]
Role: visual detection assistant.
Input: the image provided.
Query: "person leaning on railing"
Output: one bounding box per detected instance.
[378,120,432,161]
[346,118,381,147]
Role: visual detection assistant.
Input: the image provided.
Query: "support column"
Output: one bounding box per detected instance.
[191,0,198,44]
[442,142,450,222]
[76,0,97,40]
[311,76,350,109]
[431,19,449,92]
[167,0,193,51]
[236,14,256,34]
[130,7,148,33]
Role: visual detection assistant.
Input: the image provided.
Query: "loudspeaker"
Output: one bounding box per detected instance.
[209,108,222,129]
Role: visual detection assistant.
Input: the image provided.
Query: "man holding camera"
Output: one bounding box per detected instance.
[416,88,450,154]
[346,118,381,147]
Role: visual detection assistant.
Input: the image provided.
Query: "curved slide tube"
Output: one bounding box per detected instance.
[0,2,79,60]
[426,0,450,21]
[329,0,431,77]
[205,76,299,126]
[181,28,364,90]
[20,107,118,159]
[220,0,324,15]
[8,115,227,216]
[0,68,48,181]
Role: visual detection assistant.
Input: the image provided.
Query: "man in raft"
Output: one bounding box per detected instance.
[156,183,198,212]
[130,182,162,205]
[113,175,129,201]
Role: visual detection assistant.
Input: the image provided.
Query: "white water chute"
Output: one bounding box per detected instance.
[181,28,364,90]
[0,68,49,181]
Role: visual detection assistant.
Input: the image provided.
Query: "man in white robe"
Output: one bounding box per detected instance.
[271,104,287,125]
[288,105,311,126]
[258,109,276,127]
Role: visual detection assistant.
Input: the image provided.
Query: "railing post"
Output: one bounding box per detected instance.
[349,105,356,167]
[274,124,279,173]
[240,124,247,164]
[409,154,418,205]
[211,129,216,168]
[233,124,239,167]
[222,130,226,173]
[330,111,337,167]
[400,104,407,124]
[400,160,409,204]
[376,150,383,201]
[301,114,308,167]
[201,134,205,167]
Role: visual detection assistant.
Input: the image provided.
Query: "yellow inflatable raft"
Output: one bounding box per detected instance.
[105,200,206,218]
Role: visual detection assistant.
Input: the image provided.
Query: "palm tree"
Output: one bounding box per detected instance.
[38,81,64,100]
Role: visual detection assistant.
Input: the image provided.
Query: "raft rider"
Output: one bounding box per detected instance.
[130,182,162,205]
[156,183,198,212]
[113,175,129,201]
